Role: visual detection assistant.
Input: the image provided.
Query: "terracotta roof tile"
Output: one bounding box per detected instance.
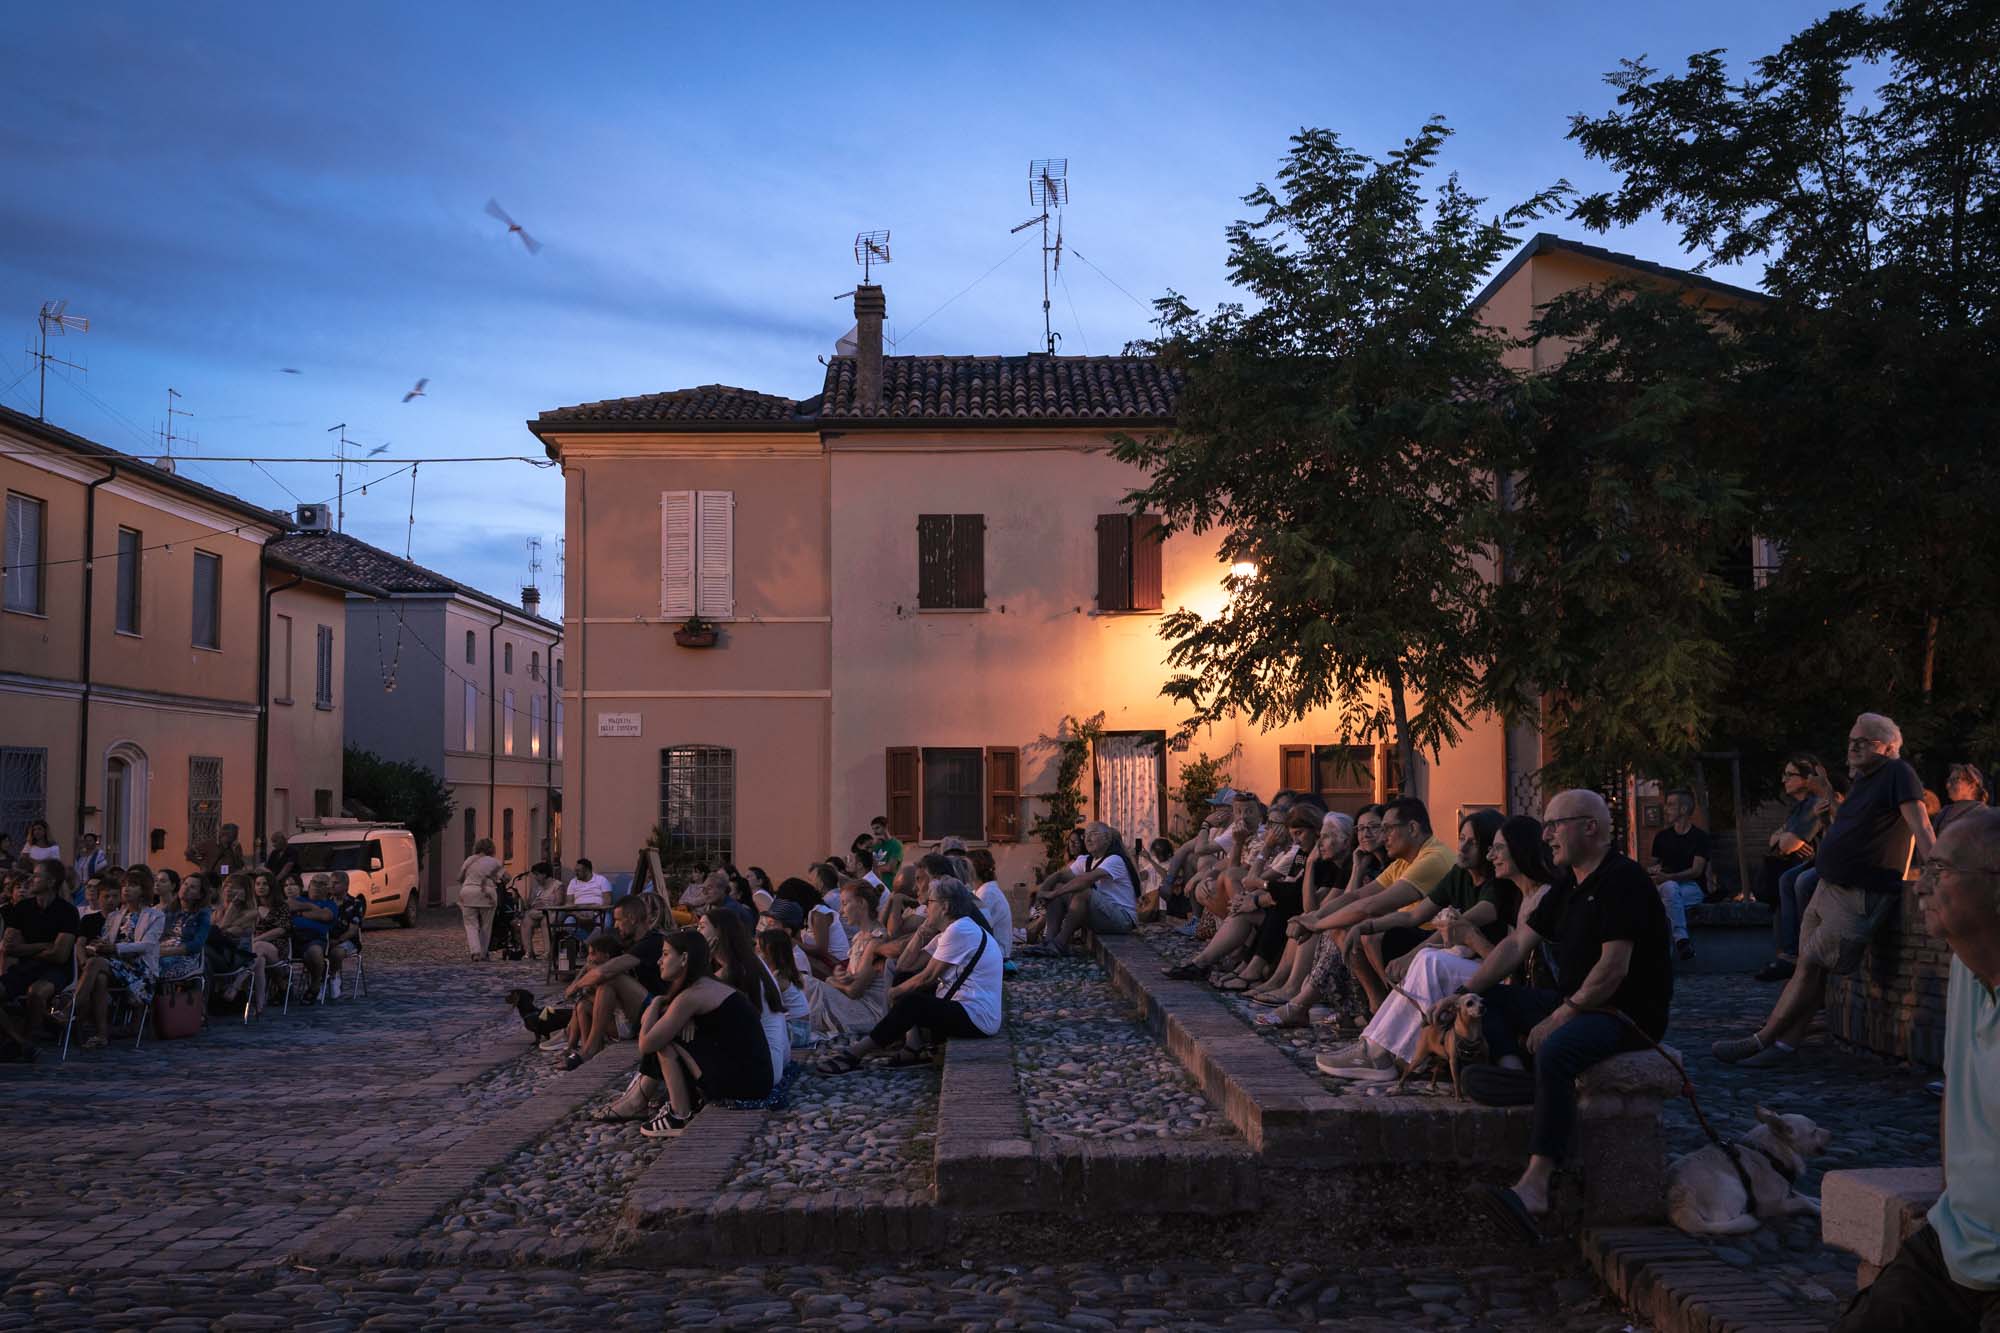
[536,384,813,427]
[265,531,558,628]
[819,355,1180,424]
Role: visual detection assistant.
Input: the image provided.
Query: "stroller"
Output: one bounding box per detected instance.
[490,881,526,961]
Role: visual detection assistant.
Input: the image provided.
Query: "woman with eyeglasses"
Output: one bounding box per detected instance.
[1755,755,1836,982]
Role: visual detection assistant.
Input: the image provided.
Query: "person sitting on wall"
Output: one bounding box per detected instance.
[966,848,1013,961]
[1648,788,1713,963]
[1032,822,1141,958]
[1227,799,1449,1029]
[1755,755,1835,981]
[1248,812,1359,1008]
[1831,806,2000,1332]
[1932,764,1990,837]
[1715,712,1934,1070]
[1460,788,1673,1243]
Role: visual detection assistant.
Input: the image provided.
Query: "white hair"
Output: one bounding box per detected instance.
[1854,712,1903,757]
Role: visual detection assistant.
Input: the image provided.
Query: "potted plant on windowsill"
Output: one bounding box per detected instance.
[673,615,720,648]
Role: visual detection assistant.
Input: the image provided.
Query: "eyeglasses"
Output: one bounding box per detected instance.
[1918,858,2000,880]
[1542,815,1595,831]
[1846,737,1883,750]
[1378,820,1410,834]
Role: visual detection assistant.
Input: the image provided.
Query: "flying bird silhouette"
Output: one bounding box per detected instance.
[402,378,428,403]
[279,368,302,375]
[485,198,542,254]
[367,443,391,457]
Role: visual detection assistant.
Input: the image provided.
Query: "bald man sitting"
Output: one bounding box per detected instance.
[1456,787,1675,1243]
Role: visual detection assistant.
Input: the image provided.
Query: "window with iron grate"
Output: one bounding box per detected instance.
[658,745,735,872]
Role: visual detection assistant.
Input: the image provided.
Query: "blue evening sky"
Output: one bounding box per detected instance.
[2,2,1839,614]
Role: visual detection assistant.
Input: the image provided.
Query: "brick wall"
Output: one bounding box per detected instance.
[1824,889,1949,1069]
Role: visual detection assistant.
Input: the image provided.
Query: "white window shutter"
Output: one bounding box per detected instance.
[695,490,734,619]
[660,491,695,618]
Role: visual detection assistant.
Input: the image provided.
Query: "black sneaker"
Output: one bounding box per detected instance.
[638,1102,699,1139]
[1675,940,1697,963]
[1753,959,1795,982]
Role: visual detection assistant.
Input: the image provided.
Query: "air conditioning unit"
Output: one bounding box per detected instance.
[295,503,332,532]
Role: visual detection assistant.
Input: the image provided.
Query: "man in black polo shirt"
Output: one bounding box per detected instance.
[2,859,82,1054]
[1716,711,1935,1070]
[1459,788,1673,1242]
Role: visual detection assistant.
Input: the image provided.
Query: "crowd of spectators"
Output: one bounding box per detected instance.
[0,821,372,1061]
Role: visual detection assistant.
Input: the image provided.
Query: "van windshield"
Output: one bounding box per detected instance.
[293,840,378,873]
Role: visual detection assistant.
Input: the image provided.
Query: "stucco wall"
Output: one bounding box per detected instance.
[266,579,350,835]
[342,599,446,772]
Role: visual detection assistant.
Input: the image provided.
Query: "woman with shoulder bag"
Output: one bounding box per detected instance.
[458,838,504,960]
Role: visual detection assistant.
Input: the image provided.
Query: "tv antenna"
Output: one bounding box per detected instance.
[32,300,90,421]
[526,536,543,588]
[1010,158,1068,354]
[161,387,194,460]
[854,230,891,284]
[327,422,351,533]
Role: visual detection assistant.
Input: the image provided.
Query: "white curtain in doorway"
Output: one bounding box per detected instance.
[1096,735,1161,852]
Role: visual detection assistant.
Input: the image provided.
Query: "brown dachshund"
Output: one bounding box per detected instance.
[1393,991,1487,1099]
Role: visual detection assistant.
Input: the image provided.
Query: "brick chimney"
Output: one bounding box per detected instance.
[522,585,541,615]
[853,283,885,409]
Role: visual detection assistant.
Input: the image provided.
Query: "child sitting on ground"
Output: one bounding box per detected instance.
[757,927,814,1047]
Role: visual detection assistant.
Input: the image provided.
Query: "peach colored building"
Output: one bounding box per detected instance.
[0,404,354,868]
[532,233,1764,890]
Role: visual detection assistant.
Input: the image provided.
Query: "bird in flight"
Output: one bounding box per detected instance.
[485,198,542,254]
[402,378,428,403]
[367,443,391,457]
[279,368,303,375]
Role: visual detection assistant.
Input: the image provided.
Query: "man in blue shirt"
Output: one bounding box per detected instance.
[1716,712,1934,1069]
[1834,806,2000,1330]
[288,873,341,1005]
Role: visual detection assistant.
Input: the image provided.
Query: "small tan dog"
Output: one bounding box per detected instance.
[1666,1106,1831,1236]
[1394,991,1487,1099]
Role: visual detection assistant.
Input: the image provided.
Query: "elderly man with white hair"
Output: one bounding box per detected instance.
[1456,787,1674,1243]
[1832,806,2000,1331]
[1715,712,1935,1070]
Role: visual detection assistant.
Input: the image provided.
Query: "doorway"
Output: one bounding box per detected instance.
[1094,731,1166,850]
[102,743,148,867]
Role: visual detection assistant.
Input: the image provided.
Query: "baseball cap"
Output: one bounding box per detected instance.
[765,899,805,929]
[1206,786,1239,807]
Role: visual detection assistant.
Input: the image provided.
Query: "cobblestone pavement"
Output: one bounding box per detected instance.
[0,918,1655,1329]
[1011,954,1231,1141]
[729,1062,938,1194]
[1656,968,1938,1319]
[0,1258,1635,1330]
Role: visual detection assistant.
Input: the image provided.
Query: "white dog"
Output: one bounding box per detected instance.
[1667,1106,1831,1236]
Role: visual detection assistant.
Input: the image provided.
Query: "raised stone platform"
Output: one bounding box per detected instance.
[1094,932,1685,1226]
[1684,900,1776,976]
[1825,888,1949,1068]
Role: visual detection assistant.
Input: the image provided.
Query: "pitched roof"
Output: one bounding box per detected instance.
[533,384,820,430]
[819,355,1180,425]
[1471,232,1771,314]
[0,403,289,530]
[266,530,559,630]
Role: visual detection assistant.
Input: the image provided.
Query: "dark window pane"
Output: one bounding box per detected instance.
[192,551,221,648]
[921,747,983,841]
[116,528,141,634]
[659,745,735,875]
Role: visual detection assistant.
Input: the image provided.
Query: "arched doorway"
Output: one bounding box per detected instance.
[102,742,149,868]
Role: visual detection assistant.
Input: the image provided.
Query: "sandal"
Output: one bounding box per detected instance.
[1468,1183,1545,1245]
[1254,1007,1311,1029]
[1161,964,1206,982]
[815,1050,864,1075]
[1246,990,1287,1006]
[1213,975,1252,993]
[882,1048,934,1069]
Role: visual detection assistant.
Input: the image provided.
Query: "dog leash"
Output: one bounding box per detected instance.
[1572,1003,1761,1202]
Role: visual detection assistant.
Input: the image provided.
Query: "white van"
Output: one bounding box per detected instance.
[286,821,422,926]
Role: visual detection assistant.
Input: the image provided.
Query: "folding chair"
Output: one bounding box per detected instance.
[58,959,149,1061]
[206,958,259,1023]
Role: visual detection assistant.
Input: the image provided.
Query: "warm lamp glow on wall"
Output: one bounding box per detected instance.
[1229,561,1259,578]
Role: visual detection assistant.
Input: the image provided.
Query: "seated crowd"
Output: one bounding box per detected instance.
[0,820,369,1061]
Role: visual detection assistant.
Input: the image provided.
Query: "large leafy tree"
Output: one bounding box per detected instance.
[342,746,456,855]
[1485,284,1755,790]
[1115,121,1562,787]
[1566,0,2000,773]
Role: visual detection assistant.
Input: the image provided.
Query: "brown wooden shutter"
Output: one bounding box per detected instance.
[1131,513,1163,611]
[1096,514,1131,610]
[917,515,952,609]
[1280,744,1312,795]
[953,514,985,608]
[886,747,921,839]
[985,746,1020,842]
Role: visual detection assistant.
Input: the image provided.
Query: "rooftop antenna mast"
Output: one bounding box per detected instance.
[161,387,194,460]
[32,300,90,421]
[853,229,891,285]
[1011,158,1068,354]
[326,422,351,533]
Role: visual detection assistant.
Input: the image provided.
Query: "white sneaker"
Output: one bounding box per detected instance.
[329,978,342,1001]
[1315,1043,1396,1079]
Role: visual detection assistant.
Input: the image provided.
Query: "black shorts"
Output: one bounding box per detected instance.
[1,960,69,999]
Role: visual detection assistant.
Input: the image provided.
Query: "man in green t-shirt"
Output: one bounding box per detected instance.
[868,817,904,878]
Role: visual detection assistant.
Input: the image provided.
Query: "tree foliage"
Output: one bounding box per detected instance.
[341,746,456,854]
[1115,121,1565,788]
[1566,0,2000,781]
